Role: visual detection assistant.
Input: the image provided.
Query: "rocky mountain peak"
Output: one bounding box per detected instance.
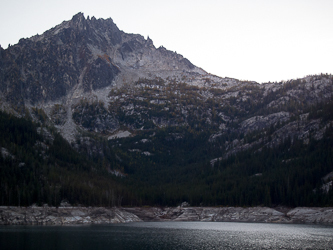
[1,13,332,150]
[0,13,207,110]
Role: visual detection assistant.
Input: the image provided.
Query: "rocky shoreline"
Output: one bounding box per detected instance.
[1,206,333,225]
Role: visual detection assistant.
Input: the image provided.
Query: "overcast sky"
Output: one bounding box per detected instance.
[1,0,332,83]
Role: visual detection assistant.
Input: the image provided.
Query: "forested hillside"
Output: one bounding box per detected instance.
[0,111,135,207]
[1,97,333,207]
[106,97,333,207]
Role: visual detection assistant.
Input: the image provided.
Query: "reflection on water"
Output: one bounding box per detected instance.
[1,221,333,250]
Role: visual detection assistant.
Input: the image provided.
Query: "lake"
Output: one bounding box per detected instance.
[1,222,333,249]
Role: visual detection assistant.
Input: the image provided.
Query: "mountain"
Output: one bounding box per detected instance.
[0,13,333,207]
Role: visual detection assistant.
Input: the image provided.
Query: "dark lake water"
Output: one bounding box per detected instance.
[1,222,333,250]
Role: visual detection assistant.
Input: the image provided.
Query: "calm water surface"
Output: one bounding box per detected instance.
[1,222,333,250]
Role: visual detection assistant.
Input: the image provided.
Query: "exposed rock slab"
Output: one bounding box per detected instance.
[1,206,333,225]
[124,206,333,224]
[0,206,141,225]
[287,207,333,224]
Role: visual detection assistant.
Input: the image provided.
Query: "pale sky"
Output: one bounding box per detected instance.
[1,0,332,83]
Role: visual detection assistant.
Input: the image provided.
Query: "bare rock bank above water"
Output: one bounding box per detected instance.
[123,206,333,224]
[0,206,141,225]
[1,206,333,225]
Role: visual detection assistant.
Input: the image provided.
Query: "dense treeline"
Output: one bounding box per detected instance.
[0,111,134,207]
[111,124,333,207]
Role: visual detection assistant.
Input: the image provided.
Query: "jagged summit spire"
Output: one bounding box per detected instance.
[69,12,88,30]
[72,12,85,21]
